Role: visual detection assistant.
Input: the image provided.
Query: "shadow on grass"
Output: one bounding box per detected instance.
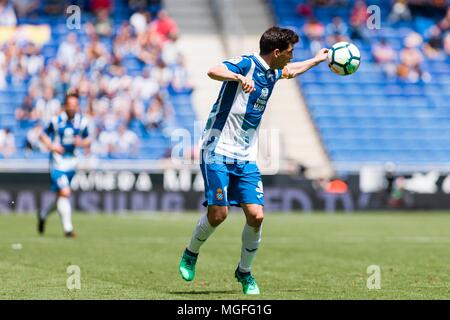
[169,290,236,295]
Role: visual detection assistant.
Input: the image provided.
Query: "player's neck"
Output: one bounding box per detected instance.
[65,111,75,120]
[259,53,275,70]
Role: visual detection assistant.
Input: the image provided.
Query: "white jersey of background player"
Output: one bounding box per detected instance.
[37,92,90,238]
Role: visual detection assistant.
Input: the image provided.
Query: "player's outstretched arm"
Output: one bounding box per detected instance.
[282,48,329,79]
[39,130,64,154]
[74,136,91,149]
[207,64,255,93]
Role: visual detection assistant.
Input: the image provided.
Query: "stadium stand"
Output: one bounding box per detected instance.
[269,0,450,170]
[0,0,197,161]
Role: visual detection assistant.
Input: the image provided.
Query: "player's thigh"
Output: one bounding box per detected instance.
[200,159,230,207]
[51,170,75,196]
[232,162,264,207]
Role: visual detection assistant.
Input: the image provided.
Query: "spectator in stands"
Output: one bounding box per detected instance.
[144,91,173,130]
[372,39,397,78]
[397,32,430,82]
[424,26,445,60]
[137,25,164,65]
[114,122,139,156]
[151,58,172,89]
[161,33,181,66]
[129,97,145,122]
[131,67,159,100]
[114,22,138,59]
[96,118,117,158]
[295,0,313,18]
[12,0,39,18]
[4,40,28,85]
[0,49,6,90]
[302,17,325,55]
[151,9,178,42]
[444,32,450,55]
[437,7,450,32]
[94,8,113,38]
[0,0,17,26]
[90,0,112,14]
[170,55,194,92]
[0,127,16,158]
[325,16,349,46]
[41,0,66,15]
[16,94,36,121]
[85,33,110,70]
[349,0,368,40]
[388,0,412,24]
[130,7,151,35]
[34,86,61,124]
[57,33,80,70]
[23,43,44,76]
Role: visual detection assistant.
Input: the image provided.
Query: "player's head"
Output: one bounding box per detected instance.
[63,91,79,118]
[259,26,299,69]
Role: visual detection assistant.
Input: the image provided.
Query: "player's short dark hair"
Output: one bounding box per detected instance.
[64,90,79,105]
[259,26,299,55]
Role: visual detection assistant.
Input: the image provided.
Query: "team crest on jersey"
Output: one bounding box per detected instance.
[216,188,224,201]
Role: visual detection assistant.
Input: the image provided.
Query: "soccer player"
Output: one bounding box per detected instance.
[37,91,90,238]
[178,26,329,294]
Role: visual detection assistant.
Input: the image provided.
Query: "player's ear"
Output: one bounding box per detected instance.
[273,48,280,58]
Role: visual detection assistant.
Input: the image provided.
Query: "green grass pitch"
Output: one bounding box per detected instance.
[1,212,449,299]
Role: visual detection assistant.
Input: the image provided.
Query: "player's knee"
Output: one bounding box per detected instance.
[207,206,228,227]
[59,188,71,198]
[248,210,264,227]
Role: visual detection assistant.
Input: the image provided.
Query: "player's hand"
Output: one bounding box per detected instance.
[74,136,83,148]
[315,48,329,63]
[51,144,64,154]
[237,74,256,94]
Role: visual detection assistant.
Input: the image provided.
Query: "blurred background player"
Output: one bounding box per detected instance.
[178,26,328,295]
[37,91,90,238]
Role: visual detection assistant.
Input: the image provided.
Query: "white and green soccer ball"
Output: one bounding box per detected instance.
[327,42,361,76]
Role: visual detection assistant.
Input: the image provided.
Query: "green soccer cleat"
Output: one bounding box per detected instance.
[179,249,198,281]
[235,267,260,295]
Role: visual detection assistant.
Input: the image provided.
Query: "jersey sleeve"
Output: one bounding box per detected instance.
[222,56,252,76]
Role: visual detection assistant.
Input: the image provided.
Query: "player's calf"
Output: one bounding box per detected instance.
[57,189,74,235]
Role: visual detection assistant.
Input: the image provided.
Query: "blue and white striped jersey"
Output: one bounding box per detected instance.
[200,53,283,161]
[44,112,89,172]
